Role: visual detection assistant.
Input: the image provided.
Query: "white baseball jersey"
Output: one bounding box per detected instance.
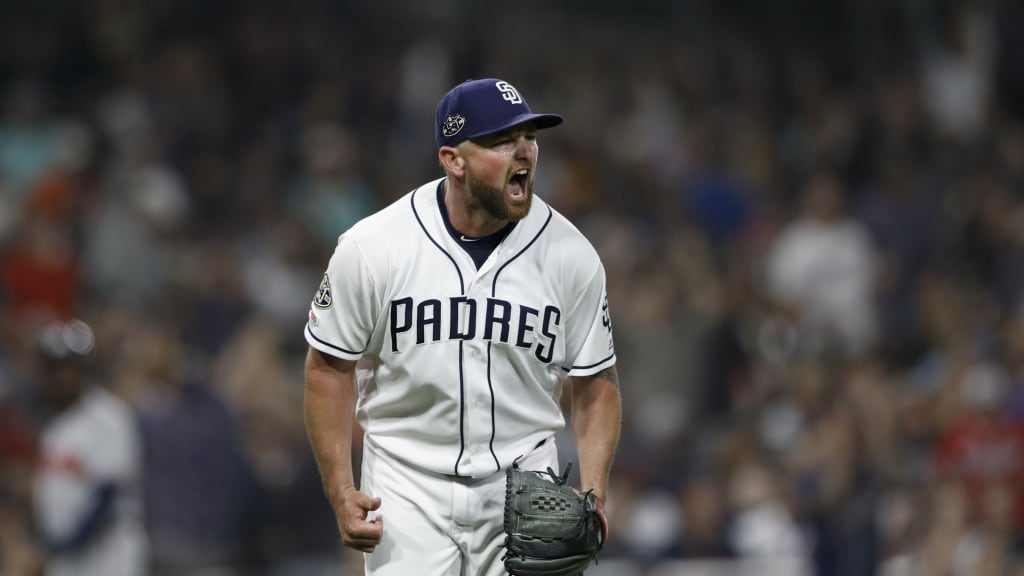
[305,177,616,478]
[34,386,147,576]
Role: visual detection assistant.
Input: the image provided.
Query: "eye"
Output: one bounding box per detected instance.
[488,137,516,151]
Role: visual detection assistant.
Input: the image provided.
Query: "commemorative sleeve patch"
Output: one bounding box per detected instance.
[313,273,333,309]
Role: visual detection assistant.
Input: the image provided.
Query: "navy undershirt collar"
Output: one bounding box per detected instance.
[437,180,517,269]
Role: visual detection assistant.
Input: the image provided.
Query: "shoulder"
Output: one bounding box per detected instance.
[84,387,136,424]
[48,387,139,442]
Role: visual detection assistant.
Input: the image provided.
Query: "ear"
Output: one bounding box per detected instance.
[439,146,466,177]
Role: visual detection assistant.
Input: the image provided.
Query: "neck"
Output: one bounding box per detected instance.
[443,178,509,238]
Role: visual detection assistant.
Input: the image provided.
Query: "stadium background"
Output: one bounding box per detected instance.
[1,0,1024,574]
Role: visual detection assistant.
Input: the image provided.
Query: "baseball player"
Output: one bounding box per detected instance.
[31,319,148,576]
[304,78,622,576]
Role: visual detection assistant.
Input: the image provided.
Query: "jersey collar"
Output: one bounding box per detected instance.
[412,177,552,252]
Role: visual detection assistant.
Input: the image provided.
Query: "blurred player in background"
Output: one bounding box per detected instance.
[32,319,148,576]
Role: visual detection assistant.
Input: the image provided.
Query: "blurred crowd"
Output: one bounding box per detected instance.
[1,0,1024,575]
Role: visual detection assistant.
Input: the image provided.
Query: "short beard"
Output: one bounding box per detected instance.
[465,170,532,222]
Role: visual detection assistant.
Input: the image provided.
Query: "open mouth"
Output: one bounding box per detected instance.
[508,169,529,201]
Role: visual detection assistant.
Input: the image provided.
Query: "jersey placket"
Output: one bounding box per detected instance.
[456,259,502,477]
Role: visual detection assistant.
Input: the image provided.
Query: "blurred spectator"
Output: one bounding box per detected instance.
[210,317,345,574]
[672,113,755,252]
[238,220,321,334]
[126,320,260,576]
[613,486,683,569]
[81,163,189,309]
[856,153,940,367]
[716,426,811,561]
[915,0,996,145]
[0,211,81,328]
[31,319,148,576]
[667,470,737,560]
[934,360,1024,537]
[787,394,878,576]
[0,379,41,576]
[0,81,62,199]
[764,169,879,357]
[952,172,1024,312]
[177,240,253,361]
[286,123,377,247]
[896,476,1024,576]
[614,261,698,449]
[875,484,928,576]
[726,443,807,561]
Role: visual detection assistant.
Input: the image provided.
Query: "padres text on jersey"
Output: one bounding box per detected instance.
[306,178,615,478]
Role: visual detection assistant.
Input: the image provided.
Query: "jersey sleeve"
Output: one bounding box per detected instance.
[305,234,377,360]
[564,262,616,376]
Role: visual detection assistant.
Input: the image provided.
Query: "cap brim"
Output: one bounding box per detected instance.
[465,113,564,141]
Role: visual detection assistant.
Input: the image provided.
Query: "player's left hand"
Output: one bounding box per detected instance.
[502,463,606,576]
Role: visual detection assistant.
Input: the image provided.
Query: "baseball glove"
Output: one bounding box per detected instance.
[502,461,605,576]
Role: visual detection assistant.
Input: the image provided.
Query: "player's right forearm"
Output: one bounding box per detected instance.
[304,347,359,504]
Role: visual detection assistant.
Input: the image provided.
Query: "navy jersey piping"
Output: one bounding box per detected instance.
[571,353,616,371]
[305,323,366,356]
[490,205,554,295]
[486,204,554,472]
[457,340,468,475]
[410,187,470,476]
[486,341,500,471]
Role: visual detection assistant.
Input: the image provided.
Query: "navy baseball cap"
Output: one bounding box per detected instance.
[435,78,564,148]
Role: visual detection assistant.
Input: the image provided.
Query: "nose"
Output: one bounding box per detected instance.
[514,135,537,160]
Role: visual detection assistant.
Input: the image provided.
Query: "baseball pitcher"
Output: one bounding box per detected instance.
[304,78,621,576]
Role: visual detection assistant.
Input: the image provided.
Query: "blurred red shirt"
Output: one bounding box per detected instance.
[936,414,1024,529]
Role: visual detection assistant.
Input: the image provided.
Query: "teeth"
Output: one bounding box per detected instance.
[515,169,528,175]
